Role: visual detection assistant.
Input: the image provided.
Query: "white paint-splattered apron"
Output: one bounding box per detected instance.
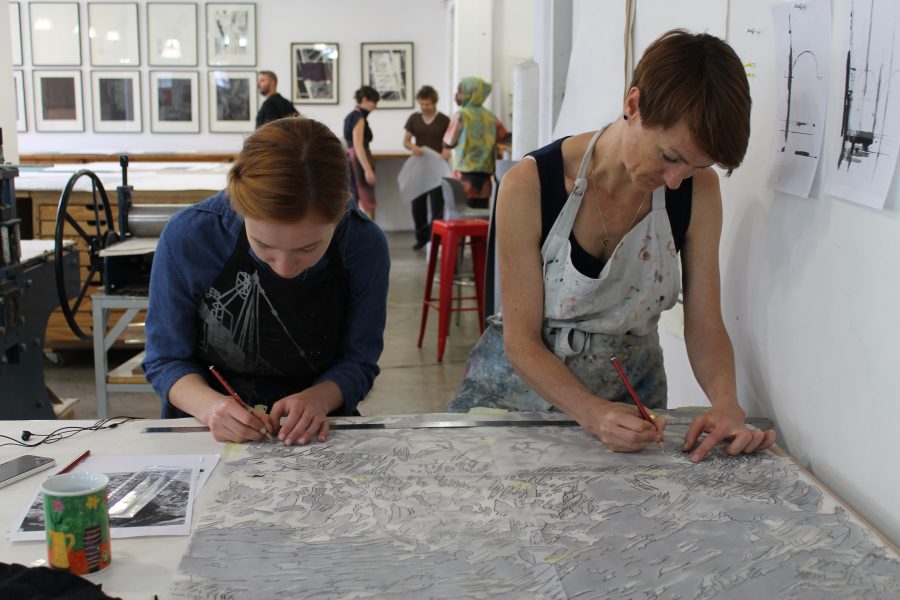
[448,128,681,413]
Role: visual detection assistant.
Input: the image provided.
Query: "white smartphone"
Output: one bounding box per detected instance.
[0,455,56,489]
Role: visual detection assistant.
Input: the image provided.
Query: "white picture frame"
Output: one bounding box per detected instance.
[88,3,140,66]
[361,42,414,109]
[33,70,84,132]
[208,70,257,133]
[13,71,27,132]
[147,3,198,67]
[30,3,82,66]
[291,42,339,105]
[206,3,256,67]
[150,71,199,133]
[91,70,142,133]
[9,3,23,66]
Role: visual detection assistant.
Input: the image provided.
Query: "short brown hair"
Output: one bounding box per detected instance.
[258,70,277,84]
[630,29,751,173]
[227,116,349,222]
[355,86,380,104]
[416,85,439,103]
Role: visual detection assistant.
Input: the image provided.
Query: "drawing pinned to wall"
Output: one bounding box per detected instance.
[826,0,900,209]
[767,0,831,198]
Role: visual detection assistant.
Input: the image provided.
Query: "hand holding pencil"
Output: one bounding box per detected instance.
[208,366,277,443]
[610,357,665,450]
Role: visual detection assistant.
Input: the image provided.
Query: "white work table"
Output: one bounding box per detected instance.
[1,414,898,599]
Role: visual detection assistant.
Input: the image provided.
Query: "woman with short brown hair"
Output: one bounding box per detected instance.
[144,116,390,445]
[450,30,775,462]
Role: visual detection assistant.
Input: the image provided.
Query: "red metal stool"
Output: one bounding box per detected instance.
[418,218,489,361]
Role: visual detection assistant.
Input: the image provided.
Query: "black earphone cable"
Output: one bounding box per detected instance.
[0,417,145,449]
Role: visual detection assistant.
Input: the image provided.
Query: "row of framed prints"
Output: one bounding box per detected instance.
[13,70,263,133]
[8,2,257,68]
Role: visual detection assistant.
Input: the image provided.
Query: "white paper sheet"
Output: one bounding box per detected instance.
[768,0,831,198]
[396,147,451,203]
[9,454,218,541]
[825,0,900,209]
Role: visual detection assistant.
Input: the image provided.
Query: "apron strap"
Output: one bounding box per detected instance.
[549,127,606,242]
[651,186,666,211]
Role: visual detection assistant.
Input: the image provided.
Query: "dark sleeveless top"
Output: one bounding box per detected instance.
[529,136,692,278]
[343,107,372,149]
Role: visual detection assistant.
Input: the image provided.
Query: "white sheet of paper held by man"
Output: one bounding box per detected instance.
[397,147,451,203]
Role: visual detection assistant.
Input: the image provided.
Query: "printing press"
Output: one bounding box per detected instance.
[2,150,190,419]
[0,142,78,418]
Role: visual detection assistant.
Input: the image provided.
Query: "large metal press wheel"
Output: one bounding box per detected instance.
[53,170,119,341]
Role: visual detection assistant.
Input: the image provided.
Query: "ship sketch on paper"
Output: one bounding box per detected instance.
[826,0,900,208]
[168,417,900,600]
[768,0,830,197]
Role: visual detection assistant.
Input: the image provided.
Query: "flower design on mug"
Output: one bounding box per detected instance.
[52,499,64,513]
[86,495,99,510]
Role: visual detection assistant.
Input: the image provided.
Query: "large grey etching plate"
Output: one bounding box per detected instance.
[169,417,900,599]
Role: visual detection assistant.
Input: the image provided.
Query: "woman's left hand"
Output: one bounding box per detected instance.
[682,405,776,463]
[270,391,332,446]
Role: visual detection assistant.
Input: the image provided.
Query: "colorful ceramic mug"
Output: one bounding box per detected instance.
[41,472,111,574]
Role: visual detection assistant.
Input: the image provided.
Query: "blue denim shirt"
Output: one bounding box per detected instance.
[142,192,389,416]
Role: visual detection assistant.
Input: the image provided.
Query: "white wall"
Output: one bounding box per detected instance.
[0,0,18,162]
[711,0,900,548]
[492,0,533,128]
[13,0,449,154]
[541,0,900,545]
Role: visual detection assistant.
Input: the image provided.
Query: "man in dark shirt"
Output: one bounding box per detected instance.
[255,71,299,128]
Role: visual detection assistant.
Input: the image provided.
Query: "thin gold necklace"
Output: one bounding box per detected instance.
[588,173,650,249]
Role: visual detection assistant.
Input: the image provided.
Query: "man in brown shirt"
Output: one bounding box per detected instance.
[403,86,451,249]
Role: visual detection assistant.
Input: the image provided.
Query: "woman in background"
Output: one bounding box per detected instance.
[443,77,508,209]
[344,86,380,220]
[403,85,451,249]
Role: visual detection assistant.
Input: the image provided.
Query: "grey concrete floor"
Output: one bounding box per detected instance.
[43,231,483,420]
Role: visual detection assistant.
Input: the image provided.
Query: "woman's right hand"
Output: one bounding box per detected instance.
[579,401,667,452]
[202,396,272,443]
[364,169,376,186]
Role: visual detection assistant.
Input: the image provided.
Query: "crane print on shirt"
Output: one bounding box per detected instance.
[198,270,318,376]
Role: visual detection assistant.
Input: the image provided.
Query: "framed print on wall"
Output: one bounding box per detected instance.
[13,71,27,132]
[208,70,257,132]
[33,70,84,131]
[91,71,142,133]
[150,71,199,133]
[10,3,23,66]
[88,3,140,66]
[360,42,413,109]
[206,3,256,67]
[147,3,198,66]
[291,42,338,104]
[30,3,82,66]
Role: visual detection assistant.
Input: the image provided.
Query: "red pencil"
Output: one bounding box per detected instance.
[610,357,665,449]
[208,365,276,442]
[59,450,91,474]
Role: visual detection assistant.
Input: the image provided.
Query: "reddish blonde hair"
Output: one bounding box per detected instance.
[227,116,349,222]
[631,29,751,174]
